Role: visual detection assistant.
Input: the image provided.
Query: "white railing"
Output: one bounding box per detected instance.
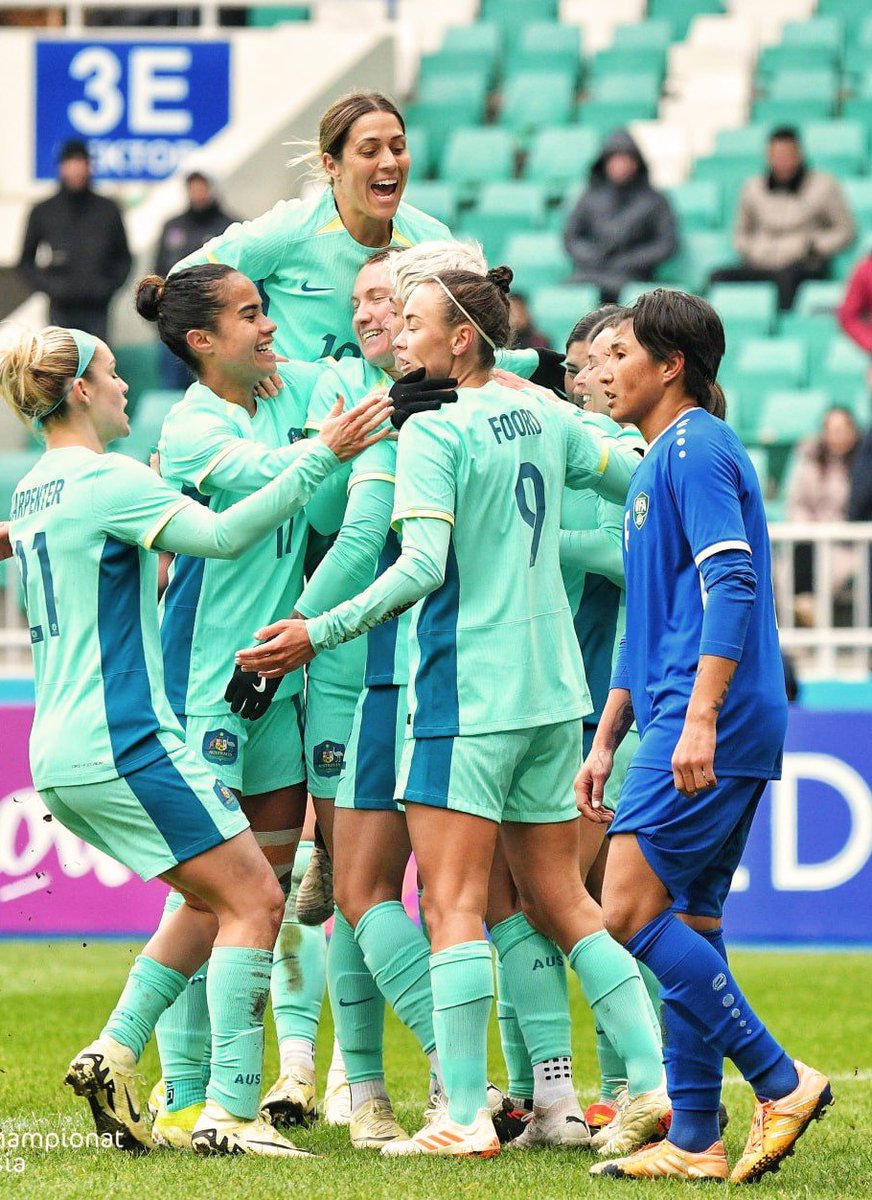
[0,0,399,31]
[3,521,872,677]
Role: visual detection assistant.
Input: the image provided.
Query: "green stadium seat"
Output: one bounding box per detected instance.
[618,281,664,305]
[714,125,768,159]
[0,451,42,518]
[114,343,161,414]
[440,127,516,193]
[753,98,834,125]
[404,127,432,178]
[480,0,557,26]
[754,389,833,446]
[406,104,473,175]
[818,0,866,37]
[503,231,571,293]
[781,15,844,54]
[590,74,661,107]
[842,98,872,134]
[842,177,872,233]
[402,180,459,227]
[577,100,659,140]
[416,70,489,119]
[665,180,723,230]
[656,230,734,293]
[506,21,581,79]
[611,19,674,52]
[523,126,600,199]
[824,334,868,390]
[757,45,838,79]
[709,282,779,338]
[500,71,576,142]
[248,5,309,24]
[115,390,184,463]
[693,155,759,193]
[589,47,666,82]
[793,280,845,315]
[530,284,601,348]
[732,339,807,422]
[439,23,502,84]
[777,312,839,360]
[766,69,839,106]
[843,44,872,81]
[802,120,868,175]
[459,181,549,265]
[647,0,725,41]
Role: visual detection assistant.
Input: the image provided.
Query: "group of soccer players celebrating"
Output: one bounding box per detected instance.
[0,90,832,1183]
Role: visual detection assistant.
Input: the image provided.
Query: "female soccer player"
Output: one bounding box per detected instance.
[238,269,669,1158]
[172,91,450,364]
[578,290,831,1184]
[133,263,390,1145]
[1,323,379,1158]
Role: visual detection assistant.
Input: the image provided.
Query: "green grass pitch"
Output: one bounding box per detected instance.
[0,942,870,1198]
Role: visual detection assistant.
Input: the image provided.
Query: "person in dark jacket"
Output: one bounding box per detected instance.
[562,129,677,302]
[154,170,237,385]
[17,139,131,341]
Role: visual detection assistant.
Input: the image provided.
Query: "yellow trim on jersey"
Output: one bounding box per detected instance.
[597,445,610,474]
[143,498,194,551]
[205,250,219,264]
[392,229,413,248]
[194,443,238,491]
[315,216,346,236]
[391,508,455,531]
[347,471,396,492]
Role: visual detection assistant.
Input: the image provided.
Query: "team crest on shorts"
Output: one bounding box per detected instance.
[633,492,650,529]
[203,728,239,765]
[313,739,345,778]
[213,781,240,811]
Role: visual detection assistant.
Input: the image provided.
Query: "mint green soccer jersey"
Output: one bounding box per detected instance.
[173,189,450,362]
[392,381,631,736]
[299,355,393,688]
[9,448,197,788]
[158,362,323,715]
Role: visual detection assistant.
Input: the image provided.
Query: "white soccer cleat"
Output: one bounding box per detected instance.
[508,1093,592,1149]
[323,1059,352,1126]
[260,1064,317,1128]
[191,1099,315,1157]
[349,1097,409,1148]
[381,1105,500,1158]
[593,1084,672,1157]
[65,1036,152,1154]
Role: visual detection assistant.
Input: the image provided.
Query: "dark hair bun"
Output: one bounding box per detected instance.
[135,274,166,323]
[487,265,513,295]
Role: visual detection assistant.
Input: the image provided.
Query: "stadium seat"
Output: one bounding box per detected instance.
[416,71,489,121]
[766,69,839,108]
[506,21,582,80]
[611,19,674,52]
[523,126,600,199]
[0,451,42,519]
[754,388,833,446]
[731,339,807,424]
[714,125,768,159]
[590,73,661,107]
[617,281,663,305]
[801,120,869,176]
[248,5,310,24]
[502,231,571,293]
[781,15,844,55]
[459,181,549,265]
[794,280,846,316]
[778,312,839,361]
[114,343,161,413]
[577,100,660,140]
[589,47,667,82]
[693,155,759,193]
[440,128,516,195]
[842,177,872,233]
[439,23,502,85]
[753,98,835,125]
[647,0,725,41]
[665,180,723,231]
[402,180,459,227]
[480,0,558,26]
[116,390,184,463]
[709,282,779,338]
[756,45,839,79]
[405,105,472,176]
[824,334,869,391]
[656,230,734,294]
[404,126,432,178]
[530,284,601,348]
[500,71,576,142]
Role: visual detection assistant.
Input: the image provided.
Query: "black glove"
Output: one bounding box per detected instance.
[224,666,281,721]
[530,348,568,398]
[389,367,458,430]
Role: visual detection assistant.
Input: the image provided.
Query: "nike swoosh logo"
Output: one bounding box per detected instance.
[301,282,334,293]
[253,677,267,693]
[124,1085,141,1123]
[338,996,377,1007]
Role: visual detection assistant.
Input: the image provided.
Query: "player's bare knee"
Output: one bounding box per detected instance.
[602,902,637,946]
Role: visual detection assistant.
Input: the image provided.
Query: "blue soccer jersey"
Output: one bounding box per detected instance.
[619,408,787,778]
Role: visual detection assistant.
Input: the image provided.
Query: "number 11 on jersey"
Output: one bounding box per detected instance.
[14,531,60,641]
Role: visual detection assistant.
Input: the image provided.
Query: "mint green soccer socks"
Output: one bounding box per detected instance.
[206,946,273,1120]
[490,913,572,1070]
[430,941,494,1126]
[354,900,437,1056]
[153,890,212,1112]
[102,953,188,1062]
[494,955,534,1100]
[328,909,386,1087]
[569,930,664,1096]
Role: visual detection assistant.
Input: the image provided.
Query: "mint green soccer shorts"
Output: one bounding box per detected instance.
[305,676,361,799]
[604,726,640,813]
[39,741,249,881]
[396,719,583,824]
[336,685,407,812]
[185,695,306,796]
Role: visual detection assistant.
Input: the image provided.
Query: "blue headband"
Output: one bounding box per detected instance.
[36,328,99,426]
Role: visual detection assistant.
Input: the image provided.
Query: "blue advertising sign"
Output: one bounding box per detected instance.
[35,40,231,182]
[727,711,872,944]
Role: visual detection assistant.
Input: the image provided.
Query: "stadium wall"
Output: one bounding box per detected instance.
[0,686,869,945]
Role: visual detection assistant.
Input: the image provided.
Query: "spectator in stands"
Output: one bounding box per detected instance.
[710,126,855,311]
[17,139,131,342]
[508,292,550,350]
[155,170,237,386]
[786,405,860,625]
[562,129,677,303]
